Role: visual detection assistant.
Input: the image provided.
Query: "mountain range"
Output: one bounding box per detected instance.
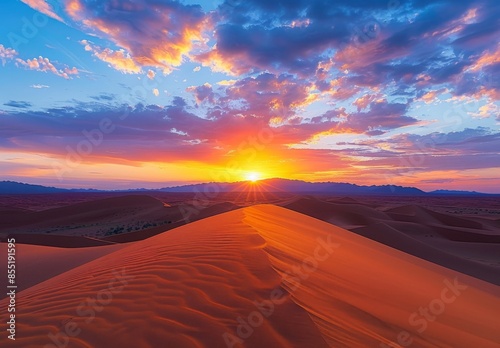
[0,179,495,196]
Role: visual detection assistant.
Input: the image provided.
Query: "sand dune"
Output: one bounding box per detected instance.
[0,195,173,236]
[246,206,500,347]
[0,243,126,297]
[101,202,240,243]
[283,196,500,285]
[2,205,499,347]
[351,222,500,285]
[0,196,241,246]
[329,197,361,204]
[284,197,390,228]
[0,233,116,247]
[385,205,484,229]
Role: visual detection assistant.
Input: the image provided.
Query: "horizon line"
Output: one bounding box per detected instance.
[1,179,499,195]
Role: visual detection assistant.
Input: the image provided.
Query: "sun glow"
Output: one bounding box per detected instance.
[245,172,261,182]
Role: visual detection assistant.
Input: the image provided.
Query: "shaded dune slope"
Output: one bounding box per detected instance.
[101,202,240,243]
[351,222,500,285]
[0,195,168,230]
[0,197,240,246]
[284,197,500,285]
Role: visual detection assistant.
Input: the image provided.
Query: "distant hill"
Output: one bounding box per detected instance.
[0,179,495,196]
[428,189,490,196]
[0,181,69,194]
[159,178,426,195]
[0,181,100,194]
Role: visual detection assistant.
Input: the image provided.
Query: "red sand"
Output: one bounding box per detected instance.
[1,205,499,347]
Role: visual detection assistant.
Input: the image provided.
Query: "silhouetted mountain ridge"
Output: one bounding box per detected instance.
[0,181,100,194]
[0,179,496,196]
[159,178,426,195]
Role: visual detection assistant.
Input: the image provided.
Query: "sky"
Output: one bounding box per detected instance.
[0,0,499,192]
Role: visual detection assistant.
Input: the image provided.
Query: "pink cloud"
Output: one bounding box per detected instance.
[15,56,79,79]
[353,94,379,111]
[0,45,18,65]
[223,73,318,121]
[468,44,500,72]
[20,0,64,22]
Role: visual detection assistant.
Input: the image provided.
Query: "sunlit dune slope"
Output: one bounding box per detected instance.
[245,205,500,347]
[2,205,499,347]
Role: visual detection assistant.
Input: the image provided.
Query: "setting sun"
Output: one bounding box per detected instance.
[245,172,261,182]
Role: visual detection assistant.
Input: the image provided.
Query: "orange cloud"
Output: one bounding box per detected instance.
[68,1,209,74]
[468,103,499,118]
[66,0,84,19]
[196,48,251,76]
[81,40,141,74]
[420,88,447,104]
[420,91,439,104]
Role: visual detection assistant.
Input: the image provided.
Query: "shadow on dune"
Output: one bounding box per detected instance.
[283,196,500,286]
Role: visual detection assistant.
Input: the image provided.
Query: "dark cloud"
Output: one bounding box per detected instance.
[40,0,498,102]
[90,93,115,101]
[198,0,500,102]
[350,101,417,133]
[187,83,215,105]
[3,101,32,109]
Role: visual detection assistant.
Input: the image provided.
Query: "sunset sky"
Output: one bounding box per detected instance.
[0,0,499,191]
